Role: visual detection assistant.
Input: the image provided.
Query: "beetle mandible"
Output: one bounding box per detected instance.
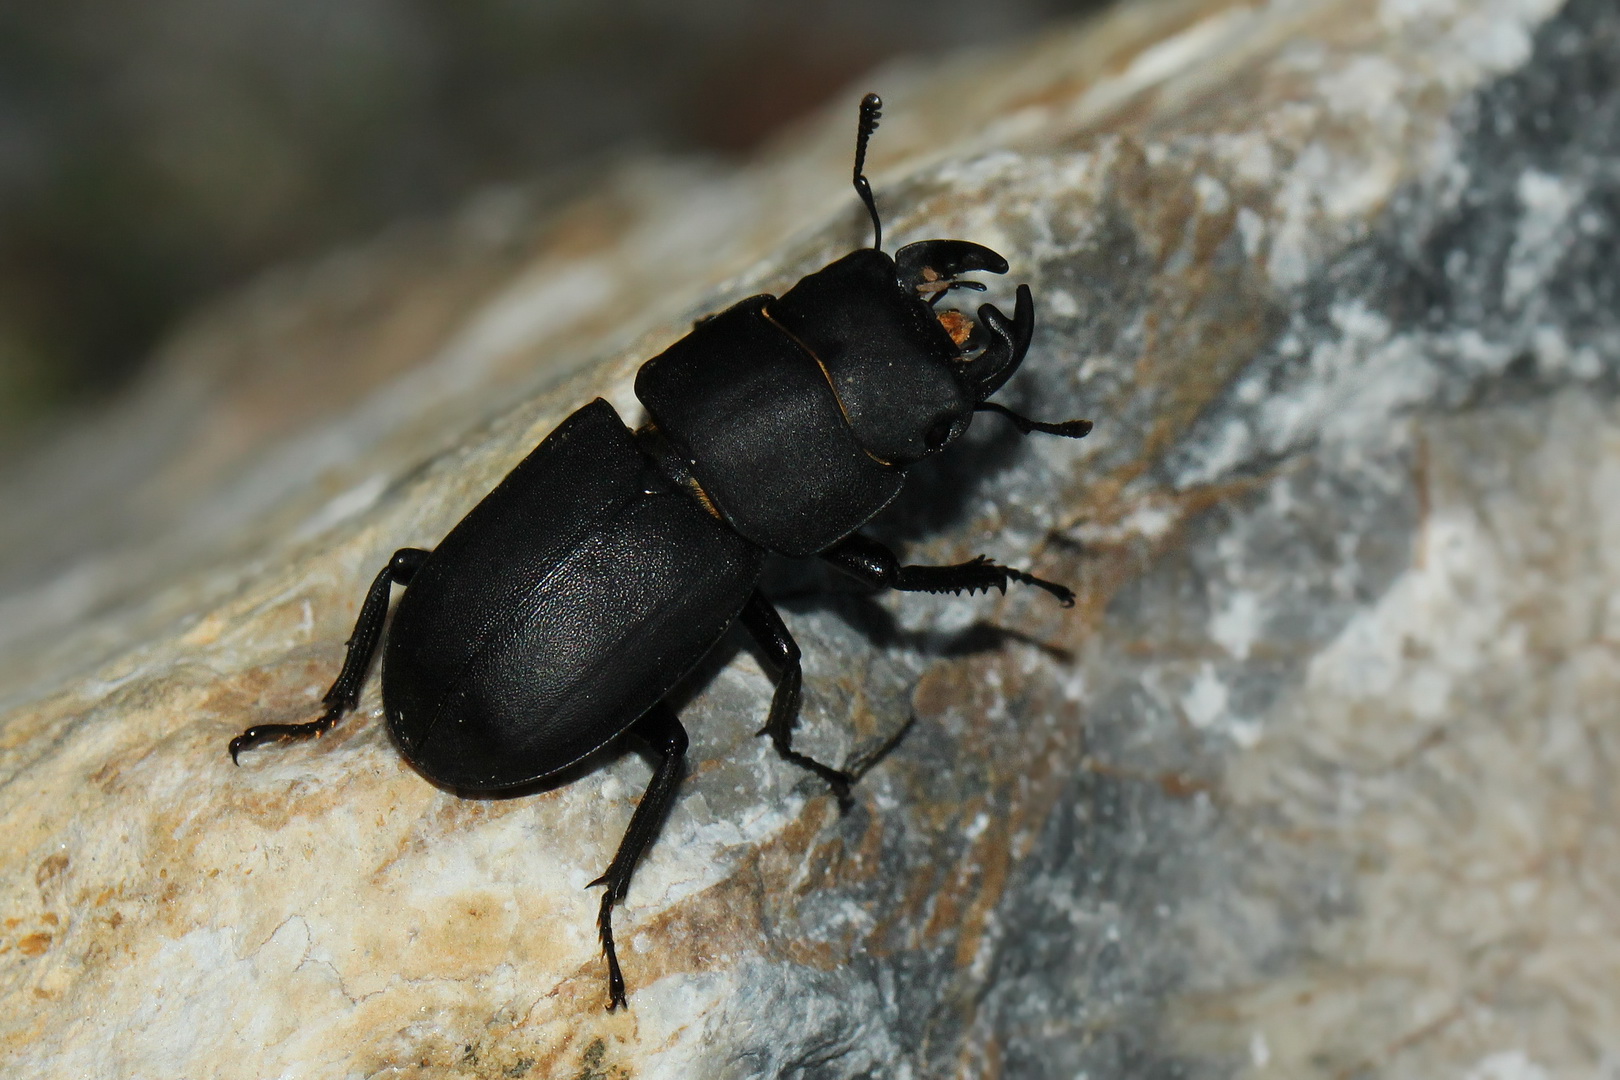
[229,94,1092,1011]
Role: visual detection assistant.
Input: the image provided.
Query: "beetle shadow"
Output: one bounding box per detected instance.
[867,397,1040,545]
[763,546,1074,665]
[772,578,1074,664]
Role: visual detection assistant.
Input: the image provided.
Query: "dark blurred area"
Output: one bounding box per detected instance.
[0,0,1114,451]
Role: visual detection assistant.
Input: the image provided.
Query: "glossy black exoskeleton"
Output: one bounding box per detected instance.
[229,94,1091,1010]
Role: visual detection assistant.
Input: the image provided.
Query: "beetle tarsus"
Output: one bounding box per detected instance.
[226,547,428,763]
[586,702,689,1010]
[228,710,341,764]
[596,889,629,1011]
[1003,566,1076,608]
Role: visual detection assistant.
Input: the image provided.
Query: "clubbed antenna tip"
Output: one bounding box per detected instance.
[853,93,883,251]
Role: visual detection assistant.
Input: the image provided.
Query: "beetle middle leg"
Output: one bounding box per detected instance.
[821,532,1075,607]
[229,547,430,762]
[588,701,688,1011]
[739,591,854,805]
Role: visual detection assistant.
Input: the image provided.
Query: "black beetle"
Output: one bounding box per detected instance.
[229,94,1090,1010]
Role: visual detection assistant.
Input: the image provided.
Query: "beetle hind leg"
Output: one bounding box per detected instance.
[587,702,688,1011]
[228,547,430,763]
[739,592,854,806]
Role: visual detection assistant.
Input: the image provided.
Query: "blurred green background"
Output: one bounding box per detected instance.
[0,0,1112,454]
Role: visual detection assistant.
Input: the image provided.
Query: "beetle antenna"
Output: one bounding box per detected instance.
[975,401,1093,439]
[853,93,883,251]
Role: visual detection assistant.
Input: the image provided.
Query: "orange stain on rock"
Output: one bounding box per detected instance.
[16,934,51,958]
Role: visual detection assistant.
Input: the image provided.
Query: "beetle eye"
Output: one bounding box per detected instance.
[924,418,953,452]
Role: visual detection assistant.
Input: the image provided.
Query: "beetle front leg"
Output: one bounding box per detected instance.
[821,532,1074,606]
[739,592,854,806]
[229,547,430,762]
[588,701,688,1011]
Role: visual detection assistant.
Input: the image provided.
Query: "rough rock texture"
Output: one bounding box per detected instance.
[2,0,1618,1076]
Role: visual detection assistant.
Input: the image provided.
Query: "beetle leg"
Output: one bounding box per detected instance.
[228,547,430,763]
[739,592,854,806]
[821,533,1075,607]
[586,702,688,1011]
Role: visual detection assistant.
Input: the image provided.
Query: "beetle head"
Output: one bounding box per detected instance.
[768,242,1040,466]
[768,248,977,465]
[784,93,1085,465]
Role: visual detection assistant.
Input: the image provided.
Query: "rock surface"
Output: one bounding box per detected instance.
[2,0,1619,1076]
